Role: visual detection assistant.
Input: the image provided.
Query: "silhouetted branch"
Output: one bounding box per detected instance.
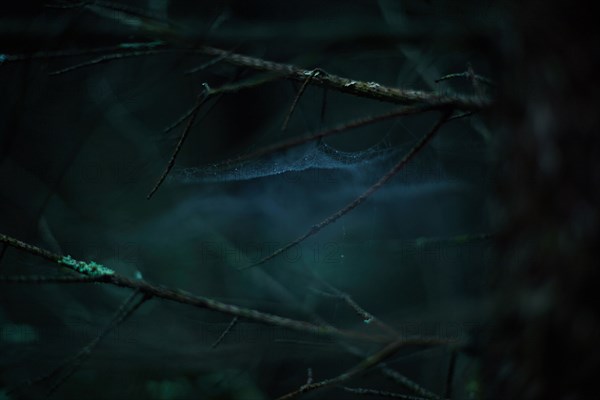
[217,103,437,169]
[276,336,447,400]
[241,110,452,270]
[0,232,450,345]
[147,84,210,199]
[3,45,490,111]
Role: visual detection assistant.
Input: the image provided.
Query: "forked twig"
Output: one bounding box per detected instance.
[276,336,449,400]
[444,349,458,399]
[311,287,396,336]
[307,266,397,337]
[240,110,452,270]
[299,263,443,399]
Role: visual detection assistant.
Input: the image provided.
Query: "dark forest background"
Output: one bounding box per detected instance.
[1,1,598,399]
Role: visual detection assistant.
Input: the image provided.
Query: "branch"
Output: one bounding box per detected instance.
[214,103,436,169]
[3,45,491,111]
[147,84,210,199]
[276,336,447,400]
[0,232,448,345]
[379,365,442,400]
[195,46,490,111]
[240,110,452,270]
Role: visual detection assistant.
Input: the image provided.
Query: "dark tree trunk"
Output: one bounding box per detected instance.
[487,2,600,399]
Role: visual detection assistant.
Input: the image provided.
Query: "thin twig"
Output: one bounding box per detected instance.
[218,103,436,176]
[0,233,63,264]
[341,343,442,399]
[48,49,176,75]
[147,84,210,199]
[211,316,239,349]
[448,111,473,121]
[297,265,443,400]
[319,86,328,129]
[185,46,239,74]
[163,71,255,135]
[379,365,442,400]
[444,349,457,399]
[282,69,321,131]
[435,71,495,87]
[240,110,452,270]
[308,268,397,337]
[207,73,283,96]
[45,291,149,397]
[47,0,168,22]
[8,290,148,397]
[276,336,447,400]
[47,0,181,37]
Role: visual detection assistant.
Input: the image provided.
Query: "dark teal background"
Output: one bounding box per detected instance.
[0,1,496,398]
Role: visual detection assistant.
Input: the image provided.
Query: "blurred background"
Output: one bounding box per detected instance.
[3,1,595,400]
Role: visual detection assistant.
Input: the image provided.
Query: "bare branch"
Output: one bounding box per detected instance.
[147,84,210,199]
[0,232,449,345]
[4,45,490,111]
[276,336,448,400]
[217,103,436,169]
[195,46,490,111]
[241,111,452,270]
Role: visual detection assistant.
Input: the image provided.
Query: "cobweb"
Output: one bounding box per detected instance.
[170,139,403,183]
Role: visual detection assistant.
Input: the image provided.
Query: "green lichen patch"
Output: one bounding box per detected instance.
[58,255,115,277]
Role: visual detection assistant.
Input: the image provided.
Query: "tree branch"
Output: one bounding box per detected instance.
[4,44,491,111]
[0,232,449,346]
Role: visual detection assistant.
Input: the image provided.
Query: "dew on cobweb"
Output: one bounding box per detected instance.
[169,139,402,183]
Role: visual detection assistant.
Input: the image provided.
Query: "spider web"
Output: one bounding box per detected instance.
[170,139,404,184]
